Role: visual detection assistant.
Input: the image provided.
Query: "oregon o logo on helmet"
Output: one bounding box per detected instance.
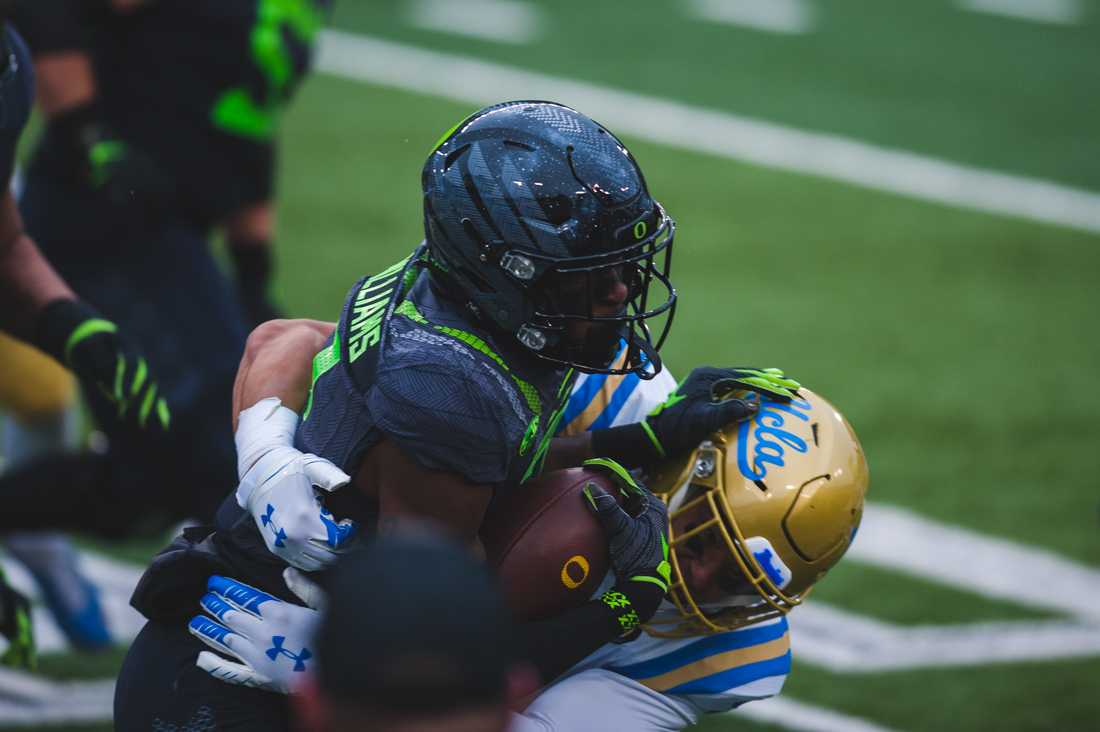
[633,220,648,240]
[560,554,590,589]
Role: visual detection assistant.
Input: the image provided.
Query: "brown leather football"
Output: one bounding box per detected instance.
[480,467,621,621]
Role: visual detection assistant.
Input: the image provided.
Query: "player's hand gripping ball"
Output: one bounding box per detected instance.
[481,465,628,620]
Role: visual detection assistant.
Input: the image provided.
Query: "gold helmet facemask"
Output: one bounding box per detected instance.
[645,386,869,637]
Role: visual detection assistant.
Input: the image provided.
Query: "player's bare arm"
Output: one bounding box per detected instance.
[232,318,334,427]
[30,49,95,116]
[0,192,74,337]
[231,318,493,543]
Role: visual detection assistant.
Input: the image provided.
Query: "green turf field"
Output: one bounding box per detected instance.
[5,2,1100,729]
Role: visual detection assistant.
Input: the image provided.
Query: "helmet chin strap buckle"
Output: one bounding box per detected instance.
[516,324,547,351]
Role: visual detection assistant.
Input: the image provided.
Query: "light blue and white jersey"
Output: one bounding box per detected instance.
[512,354,791,730]
[512,602,791,731]
[556,342,678,436]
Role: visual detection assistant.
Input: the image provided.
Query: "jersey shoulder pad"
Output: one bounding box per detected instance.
[369,323,531,486]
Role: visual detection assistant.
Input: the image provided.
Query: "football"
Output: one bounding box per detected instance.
[480,467,621,621]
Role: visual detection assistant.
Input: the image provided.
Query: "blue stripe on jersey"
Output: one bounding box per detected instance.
[587,371,642,430]
[560,371,609,431]
[608,617,788,680]
[665,652,792,696]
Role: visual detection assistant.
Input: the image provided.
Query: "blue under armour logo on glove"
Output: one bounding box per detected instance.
[319,508,355,549]
[261,504,288,548]
[266,635,312,672]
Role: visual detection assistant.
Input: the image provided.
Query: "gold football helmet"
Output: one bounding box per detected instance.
[645,386,868,636]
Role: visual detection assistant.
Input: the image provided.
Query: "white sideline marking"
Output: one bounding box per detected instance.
[687,0,816,35]
[958,0,1084,25]
[849,503,1100,623]
[733,696,899,732]
[0,669,114,725]
[406,0,542,44]
[315,29,1100,236]
[791,604,1100,672]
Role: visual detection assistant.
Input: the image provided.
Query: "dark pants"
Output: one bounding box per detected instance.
[115,620,289,731]
[8,158,248,530]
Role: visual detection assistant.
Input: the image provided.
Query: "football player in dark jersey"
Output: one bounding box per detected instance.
[0,0,331,537]
[0,4,179,655]
[118,101,801,730]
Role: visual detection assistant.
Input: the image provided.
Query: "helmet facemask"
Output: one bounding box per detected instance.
[517,208,676,377]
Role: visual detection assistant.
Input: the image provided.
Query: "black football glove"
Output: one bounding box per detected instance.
[48,102,175,210]
[591,366,800,466]
[644,366,801,458]
[36,299,171,434]
[581,458,670,639]
[0,568,35,671]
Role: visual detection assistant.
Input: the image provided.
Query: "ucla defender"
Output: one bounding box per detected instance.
[186,380,868,730]
[118,101,801,729]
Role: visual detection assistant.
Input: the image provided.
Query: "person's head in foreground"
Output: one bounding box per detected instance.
[645,386,870,636]
[295,532,532,732]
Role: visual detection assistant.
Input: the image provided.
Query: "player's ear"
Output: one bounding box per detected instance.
[505,661,542,712]
[291,674,331,732]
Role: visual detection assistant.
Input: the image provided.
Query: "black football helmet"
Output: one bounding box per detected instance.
[422,101,676,377]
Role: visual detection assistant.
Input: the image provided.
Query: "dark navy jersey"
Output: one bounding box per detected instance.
[0,25,34,186]
[209,247,575,597]
[87,0,331,224]
[298,247,576,488]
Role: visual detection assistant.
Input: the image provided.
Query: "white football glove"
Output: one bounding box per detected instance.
[235,398,357,571]
[189,568,325,695]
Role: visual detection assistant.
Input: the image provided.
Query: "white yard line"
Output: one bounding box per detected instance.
[791,604,1100,672]
[957,0,1084,25]
[0,669,114,725]
[850,503,1100,623]
[686,0,816,35]
[315,29,1100,236]
[405,0,543,44]
[733,696,900,732]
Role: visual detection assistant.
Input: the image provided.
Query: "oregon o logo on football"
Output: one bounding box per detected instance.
[633,221,647,240]
[561,555,590,589]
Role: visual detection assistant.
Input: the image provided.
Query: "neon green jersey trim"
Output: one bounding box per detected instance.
[521,380,572,483]
[212,0,323,140]
[302,329,341,421]
[394,300,542,417]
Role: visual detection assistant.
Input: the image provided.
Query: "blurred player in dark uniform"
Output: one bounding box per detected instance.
[0,4,178,656]
[0,0,331,540]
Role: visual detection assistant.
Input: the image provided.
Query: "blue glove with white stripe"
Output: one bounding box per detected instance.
[188,570,323,694]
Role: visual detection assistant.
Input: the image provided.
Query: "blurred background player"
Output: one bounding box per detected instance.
[0,1,332,553]
[0,3,174,653]
[131,533,533,732]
